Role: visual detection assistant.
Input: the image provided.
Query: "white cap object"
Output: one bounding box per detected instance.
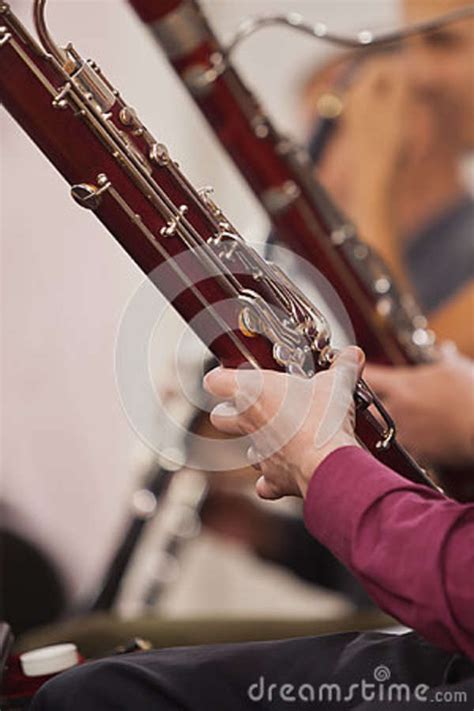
[20,643,79,677]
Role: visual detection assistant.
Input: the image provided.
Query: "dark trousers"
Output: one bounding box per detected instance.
[31,631,474,710]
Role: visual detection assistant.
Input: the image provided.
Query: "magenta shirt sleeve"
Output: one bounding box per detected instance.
[303,446,474,660]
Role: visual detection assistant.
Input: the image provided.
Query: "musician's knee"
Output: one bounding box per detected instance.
[30,656,175,710]
[30,660,112,710]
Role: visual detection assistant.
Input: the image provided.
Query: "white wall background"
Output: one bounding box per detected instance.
[1,0,399,601]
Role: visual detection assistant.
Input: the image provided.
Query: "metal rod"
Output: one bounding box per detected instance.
[224,4,474,57]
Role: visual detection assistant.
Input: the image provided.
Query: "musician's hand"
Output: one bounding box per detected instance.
[347,56,418,191]
[366,347,474,465]
[317,56,417,285]
[203,347,364,500]
[319,57,407,200]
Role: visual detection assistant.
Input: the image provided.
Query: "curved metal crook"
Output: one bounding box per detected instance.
[224,4,474,57]
[33,0,65,63]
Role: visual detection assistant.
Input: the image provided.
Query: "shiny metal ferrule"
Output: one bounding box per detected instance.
[149,2,208,60]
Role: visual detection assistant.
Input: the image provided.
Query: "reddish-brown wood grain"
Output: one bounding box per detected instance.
[128,0,427,367]
[0,8,438,490]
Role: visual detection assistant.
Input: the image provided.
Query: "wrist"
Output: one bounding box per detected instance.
[297,436,360,498]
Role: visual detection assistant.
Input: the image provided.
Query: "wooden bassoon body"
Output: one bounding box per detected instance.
[128,0,437,367]
[0,3,436,489]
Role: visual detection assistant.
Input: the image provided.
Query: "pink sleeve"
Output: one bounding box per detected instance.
[303,446,474,659]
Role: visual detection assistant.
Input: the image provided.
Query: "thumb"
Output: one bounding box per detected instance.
[330,346,365,391]
[311,347,364,449]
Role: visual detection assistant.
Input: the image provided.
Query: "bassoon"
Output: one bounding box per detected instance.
[0,1,435,491]
[127,0,437,367]
[128,0,474,501]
